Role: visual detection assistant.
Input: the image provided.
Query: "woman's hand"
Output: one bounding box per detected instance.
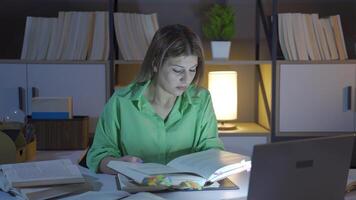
[99,155,143,175]
[118,156,143,163]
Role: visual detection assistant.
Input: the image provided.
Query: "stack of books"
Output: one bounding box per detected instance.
[21,11,110,61]
[0,159,90,200]
[114,12,159,60]
[278,13,348,60]
[20,11,159,61]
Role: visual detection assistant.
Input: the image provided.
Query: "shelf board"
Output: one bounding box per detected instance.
[206,60,271,65]
[115,60,142,65]
[277,59,356,65]
[0,59,109,64]
[115,60,272,65]
[219,122,270,137]
[115,59,356,65]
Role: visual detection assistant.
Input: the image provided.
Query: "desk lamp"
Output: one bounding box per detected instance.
[208,71,238,130]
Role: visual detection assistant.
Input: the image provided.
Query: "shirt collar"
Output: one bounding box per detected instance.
[129,80,196,112]
[129,80,151,111]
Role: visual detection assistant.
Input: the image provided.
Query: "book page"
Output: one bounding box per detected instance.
[107,161,183,184]
[1,159,84,187]
[167,149,249,181]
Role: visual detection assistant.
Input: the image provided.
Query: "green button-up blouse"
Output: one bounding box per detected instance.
[87,81,224,172]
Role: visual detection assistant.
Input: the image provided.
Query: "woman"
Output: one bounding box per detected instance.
[87,24,224,174]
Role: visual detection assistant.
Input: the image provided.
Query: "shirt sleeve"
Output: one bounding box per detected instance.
[195,90,224,151]
[86,96,122,173]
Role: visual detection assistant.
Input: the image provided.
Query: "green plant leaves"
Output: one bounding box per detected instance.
[202,4,236,41]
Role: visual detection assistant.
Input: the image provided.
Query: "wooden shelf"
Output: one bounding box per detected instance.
[206,60,271,65]
[277,59,356,65]
[115,60,272,65]
[219,122,270,137]
[0,59,109,64]
[115,60,142,65]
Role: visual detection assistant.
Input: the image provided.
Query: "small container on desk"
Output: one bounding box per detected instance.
[27,116,89,150]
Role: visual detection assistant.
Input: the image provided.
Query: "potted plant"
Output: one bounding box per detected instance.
[202,4,236,59]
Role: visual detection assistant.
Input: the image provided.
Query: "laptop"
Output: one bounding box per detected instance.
[247,135,354,200]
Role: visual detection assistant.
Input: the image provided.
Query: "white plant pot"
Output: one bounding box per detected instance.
[211,41,231,59]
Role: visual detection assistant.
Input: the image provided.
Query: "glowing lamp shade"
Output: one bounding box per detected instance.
[208,71,237,129]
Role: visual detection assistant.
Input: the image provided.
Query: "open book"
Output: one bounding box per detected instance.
[108,149,251,189]
[116,173,238,193]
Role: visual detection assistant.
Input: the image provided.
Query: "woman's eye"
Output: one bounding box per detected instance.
[189,68,197,72]
[173,69,183,73]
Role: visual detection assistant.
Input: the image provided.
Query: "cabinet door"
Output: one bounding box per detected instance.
[0,64,27,118]
[27,64,107,118]
[279,64,355,133]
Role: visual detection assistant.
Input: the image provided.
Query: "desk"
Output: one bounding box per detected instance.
[1,151,356,200]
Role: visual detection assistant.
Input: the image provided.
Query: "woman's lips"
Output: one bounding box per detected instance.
[176,86,187,90]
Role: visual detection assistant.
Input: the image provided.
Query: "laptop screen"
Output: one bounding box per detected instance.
[247,135,354,200]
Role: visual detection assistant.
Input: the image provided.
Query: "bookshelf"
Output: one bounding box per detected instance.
[0,1,114,138]
[5,0,354,148]
[270,0,356,141]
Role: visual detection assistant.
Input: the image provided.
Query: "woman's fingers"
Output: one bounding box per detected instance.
[119,156,143,163]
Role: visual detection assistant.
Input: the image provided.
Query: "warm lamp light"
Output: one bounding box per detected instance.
[208,71,238,130]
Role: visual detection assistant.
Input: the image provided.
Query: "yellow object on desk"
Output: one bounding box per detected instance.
[0,122,37,164]
[0,131,16,164]
[15,137,37,163]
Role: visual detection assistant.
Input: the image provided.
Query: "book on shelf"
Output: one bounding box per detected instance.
[293,13,309,60]
[107,149,250,191]
[303,14,321,60]
[320,18,339,60]
[285,13,298,60]
[114,12,159,61]
[0,159,89,200]
[21,11,110,61]
[88,12,109,60]
[330,15,348,60]
[278,12,348,61]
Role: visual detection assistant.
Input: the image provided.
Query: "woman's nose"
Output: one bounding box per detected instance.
[180,72,187,83]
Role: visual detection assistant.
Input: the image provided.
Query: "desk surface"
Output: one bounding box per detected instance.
[1,150,356,200]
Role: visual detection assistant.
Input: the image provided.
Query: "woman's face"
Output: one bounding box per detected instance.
[155,55,198,96]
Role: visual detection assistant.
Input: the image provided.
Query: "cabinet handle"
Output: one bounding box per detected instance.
[343,86,352,112]
[32,87,39,98]
[18,87,25,112]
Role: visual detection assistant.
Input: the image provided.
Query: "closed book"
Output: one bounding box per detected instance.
[18,181,91,200]
[0,159,85,188]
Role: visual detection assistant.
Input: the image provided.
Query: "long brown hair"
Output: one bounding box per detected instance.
[136,24,205,85]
